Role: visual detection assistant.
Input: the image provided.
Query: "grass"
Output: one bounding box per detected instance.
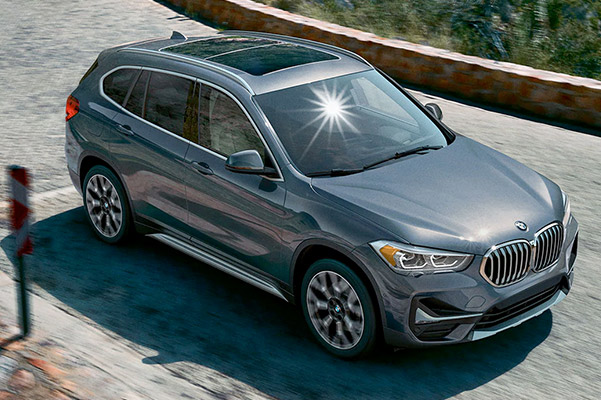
[256,0,601,80]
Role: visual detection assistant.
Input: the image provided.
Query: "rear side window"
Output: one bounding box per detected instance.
[145,72,197,139]
[103,68,138,106]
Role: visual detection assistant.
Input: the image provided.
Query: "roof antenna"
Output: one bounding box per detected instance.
[170,31,187,40]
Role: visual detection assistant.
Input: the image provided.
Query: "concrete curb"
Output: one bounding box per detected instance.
[168,0,601,129]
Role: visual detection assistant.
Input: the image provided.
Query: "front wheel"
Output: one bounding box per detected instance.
[301,259,377,358]
[83,165,131,244]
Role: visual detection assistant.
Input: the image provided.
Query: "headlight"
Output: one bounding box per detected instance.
[562,190,571,228]
[369,240,474,274]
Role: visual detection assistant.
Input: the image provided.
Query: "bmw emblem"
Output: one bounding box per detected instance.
[515,221,528,231]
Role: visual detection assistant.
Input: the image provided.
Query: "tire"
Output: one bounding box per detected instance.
[82,165,132,244]
[301,259,377,359]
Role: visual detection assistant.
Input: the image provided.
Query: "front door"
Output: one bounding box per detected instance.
[183,83,287,280]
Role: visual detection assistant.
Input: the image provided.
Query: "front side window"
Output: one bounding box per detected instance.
[255,70,449,175]
[199,85,266,161]
[144,71,198,141]
[103,68,138,105]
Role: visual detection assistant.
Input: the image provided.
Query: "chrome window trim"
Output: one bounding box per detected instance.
[479,239,532,288]
[99,65,216,154]
[100,66,142,106]
[122,48,255,94]
[99,65,284,182]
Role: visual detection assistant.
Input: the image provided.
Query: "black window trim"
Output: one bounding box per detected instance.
[99,65,284,182]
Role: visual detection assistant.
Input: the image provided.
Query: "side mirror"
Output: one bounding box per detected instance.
[225,150,277,177]
[425,103,443,121]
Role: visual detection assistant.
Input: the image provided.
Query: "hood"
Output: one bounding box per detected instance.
[311,136,564,255]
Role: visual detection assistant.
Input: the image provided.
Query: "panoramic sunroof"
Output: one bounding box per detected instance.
[162,36,276,59]
[162,37,339,76]
[209,43,338,75]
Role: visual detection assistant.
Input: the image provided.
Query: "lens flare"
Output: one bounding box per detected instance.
[322,97,343,118]
[298,82,358,160]
[307,83,356,133]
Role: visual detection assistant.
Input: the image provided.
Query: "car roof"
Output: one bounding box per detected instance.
[119,31,373,95]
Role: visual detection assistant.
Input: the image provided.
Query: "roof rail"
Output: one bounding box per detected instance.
[170,31,187,40]
[219,30,372,66]
[121,48,255,94]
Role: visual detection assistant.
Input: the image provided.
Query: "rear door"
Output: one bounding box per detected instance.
[107,68,198,235]
[183,82,287,280]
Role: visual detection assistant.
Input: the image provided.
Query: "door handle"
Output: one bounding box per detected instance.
[190,161,214,175]
[116,124,134,136]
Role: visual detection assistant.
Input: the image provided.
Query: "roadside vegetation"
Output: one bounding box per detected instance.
[256,0,601,80]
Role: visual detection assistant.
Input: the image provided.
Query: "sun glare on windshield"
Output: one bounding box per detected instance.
[298,82,358,159]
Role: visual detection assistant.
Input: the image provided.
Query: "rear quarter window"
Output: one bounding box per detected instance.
[103,68,138,106]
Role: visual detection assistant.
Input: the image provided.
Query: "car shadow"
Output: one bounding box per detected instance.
[1,208,554,400]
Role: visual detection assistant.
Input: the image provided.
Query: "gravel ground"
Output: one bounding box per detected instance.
[0,0,214,197]
[1,0,600,399]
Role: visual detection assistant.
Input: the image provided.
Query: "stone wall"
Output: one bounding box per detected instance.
[169,0,601,129]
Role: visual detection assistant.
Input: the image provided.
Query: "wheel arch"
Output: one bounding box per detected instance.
[78,153,136,218]
[80,154,112,188]
[291,240,385,333]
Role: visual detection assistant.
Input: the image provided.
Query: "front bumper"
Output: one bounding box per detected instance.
[469,282,567,341]
[353,217,579,348]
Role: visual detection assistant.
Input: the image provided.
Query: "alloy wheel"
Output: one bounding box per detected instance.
[306,270,364,350]
[85,174,123,238]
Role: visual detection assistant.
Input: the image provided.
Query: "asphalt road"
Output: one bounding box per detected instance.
[1,0,601,399]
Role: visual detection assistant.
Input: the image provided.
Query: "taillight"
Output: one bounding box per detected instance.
[66,95,79,121]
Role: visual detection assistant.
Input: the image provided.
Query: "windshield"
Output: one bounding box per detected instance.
[255,70,449,175]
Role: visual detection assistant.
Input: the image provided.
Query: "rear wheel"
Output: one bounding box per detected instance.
[301,259,377,358]
[83,165,131,244]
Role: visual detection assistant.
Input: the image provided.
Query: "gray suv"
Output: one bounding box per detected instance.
[65,31,578,358]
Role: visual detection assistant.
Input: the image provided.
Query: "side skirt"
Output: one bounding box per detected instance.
[148,233,289,302]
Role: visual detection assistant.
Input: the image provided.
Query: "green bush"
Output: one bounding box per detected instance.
[256,0,601,80]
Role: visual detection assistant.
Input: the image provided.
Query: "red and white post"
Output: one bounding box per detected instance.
[8,165,33,337]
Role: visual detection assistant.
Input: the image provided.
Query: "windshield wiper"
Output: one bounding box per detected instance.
[306,145,443,177]
[305,168,366,177]
[363,145,444,170]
